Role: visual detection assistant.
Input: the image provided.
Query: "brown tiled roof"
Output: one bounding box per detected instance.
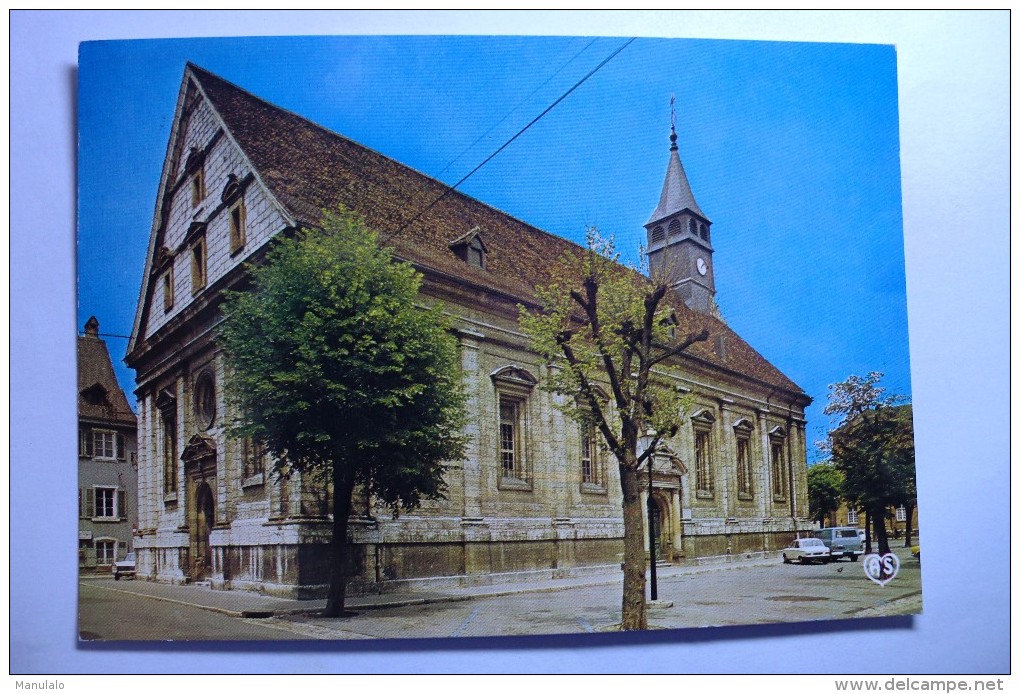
[78,319,136,426]
[190,65,806,399]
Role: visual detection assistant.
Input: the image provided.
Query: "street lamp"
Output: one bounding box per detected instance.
[638,430,658,602]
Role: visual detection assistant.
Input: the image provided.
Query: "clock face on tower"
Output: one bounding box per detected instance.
[696,257,708,276]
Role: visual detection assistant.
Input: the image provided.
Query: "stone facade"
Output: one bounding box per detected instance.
[126,65,814,598]
[78,317,138,572]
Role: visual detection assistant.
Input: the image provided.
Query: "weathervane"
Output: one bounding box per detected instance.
[669,93,678,150]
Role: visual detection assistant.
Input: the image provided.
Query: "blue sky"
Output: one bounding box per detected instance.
[78,35,910,462]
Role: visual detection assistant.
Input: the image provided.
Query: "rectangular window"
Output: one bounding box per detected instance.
[243,437,267,481]
[695,430,713,496]
[92,430,116,459]
[95,539,116,565]
[94,487,117,518]
[896,505,906,522]
[191,167,205,207]
[191,238,206,293]
[771,441,787,500]
[580,421,601,486]
[499,396,522,478]
[736,437,752,498]
[162,268,174,312]
[163,413,178,495]
[848,508,859,525]
[229,200,246,254]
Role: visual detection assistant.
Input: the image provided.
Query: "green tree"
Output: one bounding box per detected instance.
[823,372,914,555]
[519,229,707,630]
[807,462,844,528]
[218,208,466,617]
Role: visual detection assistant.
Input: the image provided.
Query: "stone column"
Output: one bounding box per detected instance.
[670,488,684,559]
[458,329,484,519]
[757,408,772,521]
[718,398,735,518]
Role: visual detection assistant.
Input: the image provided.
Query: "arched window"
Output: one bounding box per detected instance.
[194,371,216,430]
[650,226,665,244]
[668,219,682,237]
[699,223,709,241]
[688,218,697,235]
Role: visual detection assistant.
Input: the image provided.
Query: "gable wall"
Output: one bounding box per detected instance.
[145,94,288,339]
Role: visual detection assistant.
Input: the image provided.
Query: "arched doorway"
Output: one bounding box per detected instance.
[193,482,214,580]
[650,494,672,558]
[181,434,217,582]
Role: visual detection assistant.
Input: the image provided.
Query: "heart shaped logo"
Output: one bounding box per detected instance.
[862,553,900,586]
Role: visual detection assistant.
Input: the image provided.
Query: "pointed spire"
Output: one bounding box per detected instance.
[646,98,707,225]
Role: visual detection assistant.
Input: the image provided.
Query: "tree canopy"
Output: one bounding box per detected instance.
[218,207,466,615]
[519,228,707,630]
[822,372,914,554]
[807,461,844,528]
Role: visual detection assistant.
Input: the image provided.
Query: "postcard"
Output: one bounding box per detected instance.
[77,34,918,640]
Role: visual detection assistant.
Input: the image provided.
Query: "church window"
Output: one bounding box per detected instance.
[769,427,788,501]
[688,218,697,235]
[736,437,752,499]
[162,268,174,312]
[650,226,665,243]
[580,420,605,489]
[699,223,709,242]
[191,237,206,294]
[691,409,716,498]
[191,166,205,207]
[499,395,524,479]
[194,370,217,430]
[157,390,178,497]
[668,219,682,237]
[229,200,246,254]
[243,437,268,482]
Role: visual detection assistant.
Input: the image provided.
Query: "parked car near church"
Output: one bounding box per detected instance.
[112,552,136,580]
[814,527,864,562]
[782,537,831,564]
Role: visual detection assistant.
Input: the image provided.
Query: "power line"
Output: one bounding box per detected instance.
[383,37,636,241]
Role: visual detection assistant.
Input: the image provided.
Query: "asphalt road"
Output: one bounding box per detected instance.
[78,582,311,641]
[78,549,921,641]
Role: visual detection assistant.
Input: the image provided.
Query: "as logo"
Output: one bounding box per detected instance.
[862,553,900,586]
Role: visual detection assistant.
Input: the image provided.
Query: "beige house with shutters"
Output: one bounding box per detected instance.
[125,64,814,598]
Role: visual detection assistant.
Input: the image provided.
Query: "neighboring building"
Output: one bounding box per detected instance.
[126,64,814,597]
[79,316,138,572]
[831,502,919,542]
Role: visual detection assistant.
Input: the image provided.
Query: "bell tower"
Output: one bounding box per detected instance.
[644,102,715,314]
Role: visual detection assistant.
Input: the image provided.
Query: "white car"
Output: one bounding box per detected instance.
[112,552,136,580]
[782,538,831,565]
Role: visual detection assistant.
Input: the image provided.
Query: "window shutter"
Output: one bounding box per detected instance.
[118,490,127,520]
[81,427,93,457]
[85,488,95,518]
[78,489,84,519]
[117,433,126,460]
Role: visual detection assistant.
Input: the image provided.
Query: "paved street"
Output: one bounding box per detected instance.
[79,547,921,641]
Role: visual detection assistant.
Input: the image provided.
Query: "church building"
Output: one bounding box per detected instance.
[126,64,814,597]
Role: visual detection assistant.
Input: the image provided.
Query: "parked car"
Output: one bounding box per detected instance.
[857,529,866,544]
[814,527,864,562]
[112,552,136,580]
[782,537,831,564]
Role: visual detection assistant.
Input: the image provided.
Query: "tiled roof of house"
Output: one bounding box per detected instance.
[190,65,806,399]
[78,317,136,426]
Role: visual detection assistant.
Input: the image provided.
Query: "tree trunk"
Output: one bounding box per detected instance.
[323,467,355,617]
[864,511,872,555]
[872,505,891,555]
[618,465,647,630]
[904,501,915,548]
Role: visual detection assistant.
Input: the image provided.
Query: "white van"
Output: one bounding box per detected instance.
[813,527,864,562]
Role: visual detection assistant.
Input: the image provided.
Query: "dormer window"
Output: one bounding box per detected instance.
[449,227,488,269]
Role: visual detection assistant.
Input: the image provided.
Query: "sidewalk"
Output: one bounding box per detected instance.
[80,555,780,618]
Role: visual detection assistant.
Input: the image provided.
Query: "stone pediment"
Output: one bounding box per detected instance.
[181,434,216,462]
[490,365,538,391]
[650,444,687,476]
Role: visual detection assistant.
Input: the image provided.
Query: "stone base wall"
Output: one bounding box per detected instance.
[133,517,815,598]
